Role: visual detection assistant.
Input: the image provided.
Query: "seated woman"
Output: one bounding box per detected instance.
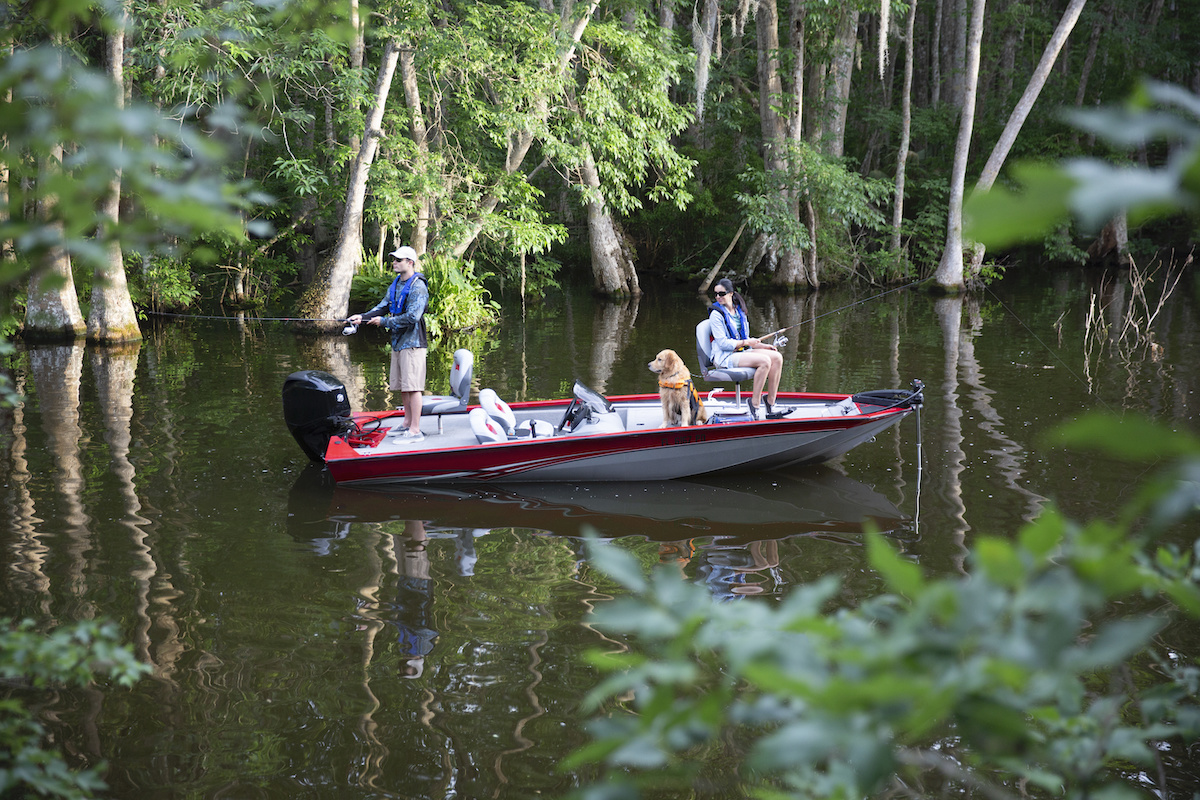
[707,278,790,419]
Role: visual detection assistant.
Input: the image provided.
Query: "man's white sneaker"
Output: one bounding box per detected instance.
[398,429,425,442]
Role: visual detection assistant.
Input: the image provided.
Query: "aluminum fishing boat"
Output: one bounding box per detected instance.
[282,349,923,487]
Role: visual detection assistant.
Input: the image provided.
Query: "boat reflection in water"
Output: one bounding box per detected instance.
[286,464,912,600]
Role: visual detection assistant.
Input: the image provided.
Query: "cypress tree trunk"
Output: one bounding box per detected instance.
[933,0,985,293]
[89,0,142,344]
[399,42,432,256]
[581,153,640,298]
[25,143,85,342]
[966,0,1087,275]
[891,0,917,254]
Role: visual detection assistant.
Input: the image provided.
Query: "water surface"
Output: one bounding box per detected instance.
[2,266,1198,797]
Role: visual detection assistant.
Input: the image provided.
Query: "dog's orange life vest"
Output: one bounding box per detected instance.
[658,378,705,421]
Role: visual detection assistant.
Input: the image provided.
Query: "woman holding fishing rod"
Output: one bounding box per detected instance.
[708,278,791,420]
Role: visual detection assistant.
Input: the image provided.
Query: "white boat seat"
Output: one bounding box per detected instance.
[481,389,557,440]
[695,319,756,408]
[468,407,507,444]
[479,388,516,435]
[421,349,474,432]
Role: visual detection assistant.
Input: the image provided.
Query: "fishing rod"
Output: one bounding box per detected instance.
[755,276,932,347]
[148,310,362,335]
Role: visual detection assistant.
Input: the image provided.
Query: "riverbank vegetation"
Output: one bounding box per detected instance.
[4,0,1199,343]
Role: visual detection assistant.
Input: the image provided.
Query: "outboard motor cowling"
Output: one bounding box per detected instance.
[282,370,353,462]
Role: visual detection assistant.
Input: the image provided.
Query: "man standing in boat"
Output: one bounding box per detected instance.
[348,245,430,442]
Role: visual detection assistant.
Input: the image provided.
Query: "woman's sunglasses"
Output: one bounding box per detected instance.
[714,290,728,297]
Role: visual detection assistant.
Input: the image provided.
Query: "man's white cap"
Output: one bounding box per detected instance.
[389,245,419,262]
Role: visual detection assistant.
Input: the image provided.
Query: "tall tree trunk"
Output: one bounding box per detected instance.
[891,0,918,253]
[298,39,400,326]
[580,152,640,297]
[347,0,365,154]
[966,0,1087,274]
[933,0,985,292]
[790,0,818,287]
[90,0,142,344]
[1,40,11,264]
[398,42,431,255]
[930,0,944,105]
[658,0,676,30]
[949,0,969,106]
[25,143,85,341]
[823,8,859,159]
[749,0,814,290]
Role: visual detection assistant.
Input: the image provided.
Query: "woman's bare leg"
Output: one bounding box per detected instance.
[765,351,783,404]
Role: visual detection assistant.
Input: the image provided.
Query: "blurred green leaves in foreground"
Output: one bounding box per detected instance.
[571,413,1200,799]
[1,619,152,798]
[965,80,1200,248]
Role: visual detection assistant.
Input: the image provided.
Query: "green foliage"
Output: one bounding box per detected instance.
[0,46,259,274]
[571,418,1200,799]
[350,255,498,338]
[1,618,152,799]
[0,339,21,408]
[128,254,200,313]
[569,15,696,215]
[421,255,500,335]
[1042,224,1090,265]
[966,80,1200,248]
[737,141,893,266]
[901,176,949,266]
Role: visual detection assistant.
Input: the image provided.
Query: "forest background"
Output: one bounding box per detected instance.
[2,0,1198,343]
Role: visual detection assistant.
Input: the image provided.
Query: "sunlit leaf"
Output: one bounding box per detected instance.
[973,537,1023,586]
[963,162,1074,247]
[583,533,646,593]
[1018,510,1065,561]
[866,533,924,596]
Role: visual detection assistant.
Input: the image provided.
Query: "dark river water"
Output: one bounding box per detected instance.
[2,264,1198,798]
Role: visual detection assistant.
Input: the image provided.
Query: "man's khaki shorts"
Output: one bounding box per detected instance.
[390,348,427,393]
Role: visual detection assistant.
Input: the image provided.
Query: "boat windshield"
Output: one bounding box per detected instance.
[572,380,613,415]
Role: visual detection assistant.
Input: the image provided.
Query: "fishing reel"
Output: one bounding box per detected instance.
[341,321,359,336]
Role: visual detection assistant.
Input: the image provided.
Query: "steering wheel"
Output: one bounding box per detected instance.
[556,398,590,433]
[557,398,579,433]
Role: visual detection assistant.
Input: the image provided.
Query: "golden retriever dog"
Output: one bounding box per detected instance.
[647,349,708,427]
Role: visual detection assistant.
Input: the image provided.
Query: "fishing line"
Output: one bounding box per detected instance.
[148,310,347,323]
[981,284,1117,415]
[148,310,360,334]
[757,275,933,346]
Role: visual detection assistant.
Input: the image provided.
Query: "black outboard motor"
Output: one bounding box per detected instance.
[282,370,353,462]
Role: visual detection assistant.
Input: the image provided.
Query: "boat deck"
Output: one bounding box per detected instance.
[346,395,860,458]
